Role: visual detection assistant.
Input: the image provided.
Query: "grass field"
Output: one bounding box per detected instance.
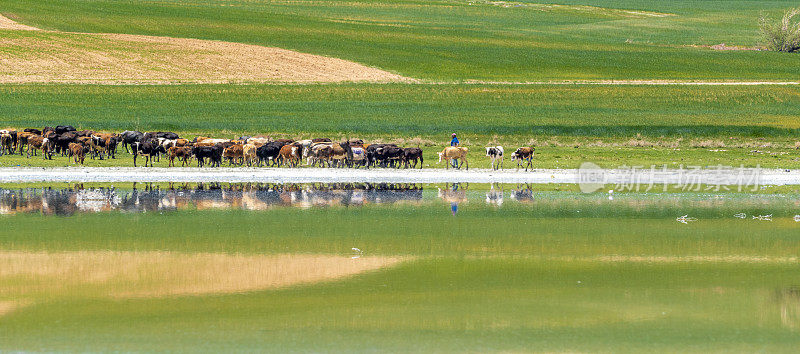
[1,0,800,81]
[2,195,800,351]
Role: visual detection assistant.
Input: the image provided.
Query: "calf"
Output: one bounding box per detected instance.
[511,147,535,171]
[167,146,193,167]
[68,142,88,165]
[485,146,504,170]
[438,146,469,170]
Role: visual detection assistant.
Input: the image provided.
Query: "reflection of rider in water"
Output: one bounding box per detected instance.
[450,183,460,215]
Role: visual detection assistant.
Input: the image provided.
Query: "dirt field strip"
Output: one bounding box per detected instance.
[0,14,410,84]
[1,167,798,185]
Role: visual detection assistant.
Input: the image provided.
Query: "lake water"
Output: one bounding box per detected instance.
[1,183,799,351]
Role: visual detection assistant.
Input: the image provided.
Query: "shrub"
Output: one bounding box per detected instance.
[759,8,800,52]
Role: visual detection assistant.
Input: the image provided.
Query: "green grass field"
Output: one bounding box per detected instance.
[3,84,800,169]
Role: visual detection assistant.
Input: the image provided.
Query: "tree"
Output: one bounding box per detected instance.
[760,8,800,52]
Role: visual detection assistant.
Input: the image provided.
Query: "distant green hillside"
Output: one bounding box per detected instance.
[1,0,799,80]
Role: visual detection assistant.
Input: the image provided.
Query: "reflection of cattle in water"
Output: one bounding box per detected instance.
[438,183,468,204]
[510,184,534,203]
[485,184,504,206]
[0,183,427,215]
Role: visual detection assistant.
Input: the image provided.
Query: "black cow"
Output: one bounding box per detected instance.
[256,141,287,166]
[402,147,424,169]
[23,128,41,135]
[120,131,144,154]
[132,139,165,167]
[143,132,179,141]
[55,125,76,135]
[54,132,77,156]
[192,145,223,167]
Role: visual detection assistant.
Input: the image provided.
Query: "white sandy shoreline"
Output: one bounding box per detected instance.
[1,167,799,185]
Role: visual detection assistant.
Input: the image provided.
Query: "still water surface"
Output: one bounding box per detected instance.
[0,183,799,351]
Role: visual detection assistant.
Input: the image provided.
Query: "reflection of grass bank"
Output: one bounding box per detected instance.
[2,258,799,351]
[1,204,799,257]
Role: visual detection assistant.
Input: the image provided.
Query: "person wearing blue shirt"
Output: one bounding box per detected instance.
[449,133,460,167]
[450,133,459,147]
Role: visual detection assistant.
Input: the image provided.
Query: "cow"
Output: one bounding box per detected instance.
[257,141,287,166]
[88,136,106,160]
[341,142,367,168]
[16,131,37,155]
[511,147,535,171]
[192,145,223,167]
[306,143,334,167]
[402,147,424,169]
[68,142,88,165]
[246,137,271,147]
[372,145,404,168]
[74,130,95,138]
[438,147,469,170]
[167,146,193,167]
[365,144,398,168]
[119,130,144,153]
[222,144,244,166]
[243,144,259,167]
[0,129,17,150]
[277,144,298,167]
[0,133,12,156]
[53,132,78,156]
[26,135,52,159]
[23,128,41,135]
[55,125,76,135]
[485,146,504,170]
[143,131,179,141]
[132,139,164,167]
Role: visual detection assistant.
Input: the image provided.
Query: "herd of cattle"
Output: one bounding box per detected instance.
[0,126,536,170]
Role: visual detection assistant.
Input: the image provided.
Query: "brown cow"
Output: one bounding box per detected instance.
[438,147,469,170]
[243,144,258,167]
[511,147,535,171]
[278,144,299,167]
[68,142,87,165]
[167,146,193,167]
[16,131,37,155]
[0,133,12,156]
[222,144,244,166]
[27,135,52,159]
